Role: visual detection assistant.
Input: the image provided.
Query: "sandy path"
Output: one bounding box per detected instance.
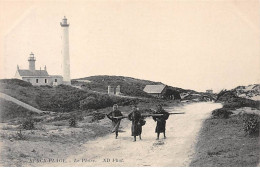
[50,102,222,167]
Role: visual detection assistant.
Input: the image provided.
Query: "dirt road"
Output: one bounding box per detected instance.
[50,102,222,167]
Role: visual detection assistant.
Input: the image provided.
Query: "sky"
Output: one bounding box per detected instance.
[0,0,259,93]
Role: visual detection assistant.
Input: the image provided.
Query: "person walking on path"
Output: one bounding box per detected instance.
[128,105,143,142]
[106,104,123,139]
[153,104,170,140]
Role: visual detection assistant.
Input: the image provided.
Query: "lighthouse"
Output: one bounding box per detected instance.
[28,52,36,71]
[60,16,71,85]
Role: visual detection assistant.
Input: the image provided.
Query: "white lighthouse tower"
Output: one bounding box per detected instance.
[60,16,71,85]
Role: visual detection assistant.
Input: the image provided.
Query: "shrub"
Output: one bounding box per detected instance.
[212,108,233,119]
[14,130,27,140]
[80,95,116,110]
[92,111,105,122]
[223,98,260,109]
[21,118,35,130]
[69,116,77,127]
[216,89,237,102]
[242,114,260,136]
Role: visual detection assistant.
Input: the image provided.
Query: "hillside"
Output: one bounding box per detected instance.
[216,89,259,109]
[0,76,215,114]
[72,75,198,98]
[215,84,260,109]
[0,79,140,112]
[233,84,260,101]
[72,75,161,98]
[0,98,37,122]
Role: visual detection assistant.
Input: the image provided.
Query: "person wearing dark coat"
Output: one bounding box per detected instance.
[153,104,169,140]
[128,105,142,142]
[106,104,123,139]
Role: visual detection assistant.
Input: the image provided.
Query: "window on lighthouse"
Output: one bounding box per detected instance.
[36,79,38,83]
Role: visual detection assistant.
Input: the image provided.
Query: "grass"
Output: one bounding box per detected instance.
[0,79,142,112]
[0,98,37,123]
[190,88,260,167]
[190,115,260,167]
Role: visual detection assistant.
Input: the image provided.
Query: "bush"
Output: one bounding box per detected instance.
[21,118,35,130]
[212,108,233,119]
[223,98,260,109]
[242,114,260,136]
[68,113,84,127]
[69,117,77,127]
[91,111,105,122]
[216,89,237,102]
[14,130,27,140]
[80,96,104,110]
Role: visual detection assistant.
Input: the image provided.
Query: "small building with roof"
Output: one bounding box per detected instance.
[14,52,63,86]
[143,84,181,100]
[143,84,167,98]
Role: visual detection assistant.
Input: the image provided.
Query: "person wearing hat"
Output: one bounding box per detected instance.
[152,104,170,140]
[128,105,143,142]
[106,104,123,139]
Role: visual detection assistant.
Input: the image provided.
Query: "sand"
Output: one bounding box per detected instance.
[47,102,222,167]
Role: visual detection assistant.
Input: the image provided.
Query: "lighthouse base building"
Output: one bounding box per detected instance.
[14,53,63,86]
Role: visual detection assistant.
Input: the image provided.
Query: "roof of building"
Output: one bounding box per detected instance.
[50,75,63,78]
[143,84,166,94]
[18,69,49,77]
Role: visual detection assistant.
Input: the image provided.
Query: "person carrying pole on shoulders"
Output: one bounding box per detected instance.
[106,104,123,139]
[128,105,143,142]
[152,104,169,140]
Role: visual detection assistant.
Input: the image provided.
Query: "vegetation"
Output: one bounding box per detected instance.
[14,130,28,140]
[0,79,141,112]
[0,98,37,122]
[21,118,35,130]
[0,100,170,167]
[212,108,233,119]
[242,114,259,136]
[91,111,106,122]
[190,115,260,167]
[72,75,160,98]
[164,88,182,100]
[73,75,196,98]
[191,88,260,166]
[0,77,209,115]
[216,89,259,109]
[0,79,32,87]
[68,116,77,127]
